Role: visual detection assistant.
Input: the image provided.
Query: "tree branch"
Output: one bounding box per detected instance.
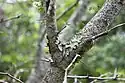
[67,68,125,82]
[63,54,80,83]
[0,14,22,23]
[45,0,59,57]
[0,72,24,83]
[58,0,89,43]
[91,22,125,40]
[57,0,79,21]
[67,75,125,81]
[57,0,125,69]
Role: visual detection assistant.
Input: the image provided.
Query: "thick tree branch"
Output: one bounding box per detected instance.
[45,0,63,67]
[45,0,60,58]
[57,0,125,69]
[41,1,65,82]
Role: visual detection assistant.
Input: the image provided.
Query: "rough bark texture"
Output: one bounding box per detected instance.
[57,0,125,69]
[42,67,65,83]
[41,0,64,82]
[42,0,125,83]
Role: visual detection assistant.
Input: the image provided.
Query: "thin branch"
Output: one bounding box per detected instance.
[91,72,112,83]
[0,72,24,83]
[13,69,28,83]
[74,77,78,83]
[66,54,80,71]
[41,57,53,62]
[113,67,118,79]
[0,80,8,83]
[57,0,79,21]
[0,14,22,23]
[67,75,125,81]
[110,23,125,31]
[92,23,125,40]
[57,23,70,35]
[63,54,80,83]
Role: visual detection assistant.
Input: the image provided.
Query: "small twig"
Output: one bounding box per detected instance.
[57,23,70,35]
[92,23,125,40]
[74,77,78,83]
[63,54,80,83]
[0,72,24,83]
[67,75,125,81]
[60,23,70,32]
[91,72,112,83]
[13,69,28,83]
[113,68,118,80]
[57,0,79,21]
[0,14,22,23]
[110,23,125,31]
[41,57,53,63]
[66,54,80,71]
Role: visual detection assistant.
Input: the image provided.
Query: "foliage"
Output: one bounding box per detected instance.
[0,0,39,81]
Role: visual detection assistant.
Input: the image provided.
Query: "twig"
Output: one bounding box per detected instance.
[67,75,125,81]
[92,23,125,40]
[91,72,112,83]
[74,77,78,83]
[113,67,118,80]
[41,57,53,62]
[57,0,79,21]
[57,23,70,35]
[110,23,125,31]
[13,69,28,83]
[0,80,8,83]
[0,14,22,23]
[0,72,24,83]
[63,54,80,83]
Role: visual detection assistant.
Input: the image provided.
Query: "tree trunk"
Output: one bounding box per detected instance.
[42,67,65,83]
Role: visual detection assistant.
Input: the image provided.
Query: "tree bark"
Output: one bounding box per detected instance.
[42,0,125,83]
[27,0,125,83]
[57,0,125,68]
[27,0,89,82]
